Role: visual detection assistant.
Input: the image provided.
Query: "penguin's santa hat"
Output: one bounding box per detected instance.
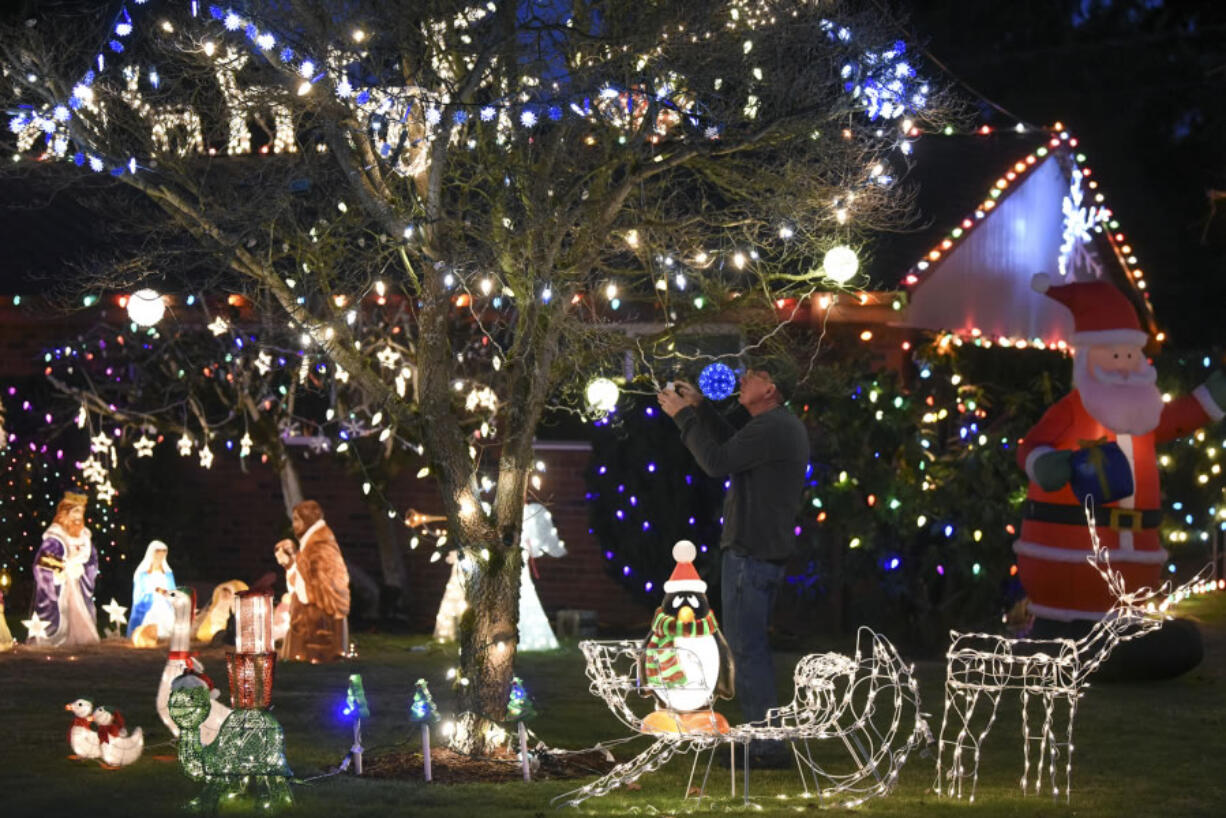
[664,541,707,594]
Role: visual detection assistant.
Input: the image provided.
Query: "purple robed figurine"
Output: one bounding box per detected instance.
[29,491,100,648]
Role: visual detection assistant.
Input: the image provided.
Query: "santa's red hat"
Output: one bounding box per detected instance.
[664,541,707,594]
[1032,273,1147,348]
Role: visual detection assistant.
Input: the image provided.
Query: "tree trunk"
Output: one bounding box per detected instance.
[451,527,522,754]
[368,500,410,618]
[277,455,304,519]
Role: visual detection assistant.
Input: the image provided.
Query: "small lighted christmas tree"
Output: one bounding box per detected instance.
[504,676,537,722]
[409,679,440,724]
[343,674,370,721]
[410,679,440,783]
[340,673,370,776]
[505,676,537,781]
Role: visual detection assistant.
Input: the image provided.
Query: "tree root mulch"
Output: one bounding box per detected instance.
[363,746,616,784]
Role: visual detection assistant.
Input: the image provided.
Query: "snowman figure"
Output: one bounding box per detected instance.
[639,541,734,735]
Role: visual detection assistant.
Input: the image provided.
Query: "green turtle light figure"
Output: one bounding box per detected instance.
[169,589,293,814]
[168,672,293,813]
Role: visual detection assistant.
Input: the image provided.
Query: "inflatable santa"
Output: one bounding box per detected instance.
[1016,274,1225,675]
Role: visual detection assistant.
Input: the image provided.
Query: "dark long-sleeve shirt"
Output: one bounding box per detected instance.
[673,402,809,562]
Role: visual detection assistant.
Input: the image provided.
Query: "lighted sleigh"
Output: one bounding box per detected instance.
[555,627,930,808]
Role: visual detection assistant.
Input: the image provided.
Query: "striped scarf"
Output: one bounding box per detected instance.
[644,608,719,689]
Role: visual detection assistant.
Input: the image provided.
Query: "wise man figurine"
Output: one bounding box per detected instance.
[29,491,100,648]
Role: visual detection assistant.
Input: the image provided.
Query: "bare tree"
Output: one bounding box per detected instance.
[3,0,958,752]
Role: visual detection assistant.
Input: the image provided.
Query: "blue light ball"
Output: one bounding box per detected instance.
[698,362,737,401]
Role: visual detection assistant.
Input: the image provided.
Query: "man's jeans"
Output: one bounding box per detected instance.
[720,549,785,725]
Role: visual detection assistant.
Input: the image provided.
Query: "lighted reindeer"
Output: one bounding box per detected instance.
[935,505,1203,803]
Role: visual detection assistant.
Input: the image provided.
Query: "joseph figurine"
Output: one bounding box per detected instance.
[280,501,350,662]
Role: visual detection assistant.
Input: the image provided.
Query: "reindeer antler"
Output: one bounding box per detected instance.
[1082,499,1214,616]
[1082,501,1131,601]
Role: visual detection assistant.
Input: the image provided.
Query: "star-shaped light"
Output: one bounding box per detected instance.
[335,365,350,384]
[255,351,272,375]
[22,612,49,640]
[132,435,156,458]
[177,434,193,457]
[207,316,230,336]
[80,455,107,484]
[102,598,128,627]
[95,480,117,504]
[90,432,113,453]
[198,445,215,469]
[239,432,253,459]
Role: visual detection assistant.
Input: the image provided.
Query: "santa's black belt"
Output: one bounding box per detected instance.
[1023,500,1161,532]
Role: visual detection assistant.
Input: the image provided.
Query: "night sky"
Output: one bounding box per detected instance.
[905,0,1226,348]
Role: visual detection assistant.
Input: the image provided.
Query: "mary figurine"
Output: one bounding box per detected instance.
[129,540,176,647]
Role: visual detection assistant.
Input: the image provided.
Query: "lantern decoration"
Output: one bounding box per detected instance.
[585,377,620,414]
[697,362,738,401]
[228,590,276,709]
[340,674,370,776]
[126,288,166,326]
[822,245,860,284]
[505,676,537,782]
[409,679,440,782]
[167,589,292,812]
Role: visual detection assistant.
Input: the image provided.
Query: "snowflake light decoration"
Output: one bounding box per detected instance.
[1057,167,1108,279]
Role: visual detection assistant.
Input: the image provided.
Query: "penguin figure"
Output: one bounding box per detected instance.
[639,541,733,733]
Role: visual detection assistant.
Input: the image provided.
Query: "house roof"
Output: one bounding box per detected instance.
[888,128,1158,350]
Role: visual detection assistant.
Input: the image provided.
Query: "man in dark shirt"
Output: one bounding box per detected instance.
[658,363,809,760]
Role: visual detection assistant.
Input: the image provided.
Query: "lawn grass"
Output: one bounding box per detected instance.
[3,594,1225,817]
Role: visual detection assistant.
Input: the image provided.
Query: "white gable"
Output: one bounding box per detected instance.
[902,153,1093,345]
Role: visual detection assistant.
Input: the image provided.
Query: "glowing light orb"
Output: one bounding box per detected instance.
[127,288,166,326]
[585,377,620,414]
[822,245,860,284]
[698,362,737,400]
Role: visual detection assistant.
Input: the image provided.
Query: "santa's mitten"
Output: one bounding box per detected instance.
[1032,449,1073,492]
[1202,370,1226,414]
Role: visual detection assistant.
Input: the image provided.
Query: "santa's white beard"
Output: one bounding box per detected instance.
[1073,351,1163,435]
